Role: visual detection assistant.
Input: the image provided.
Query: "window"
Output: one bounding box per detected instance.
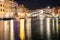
[0,9,3,12]
[0,4,2,7]
[3,9,4,12]
[1,9,2,11]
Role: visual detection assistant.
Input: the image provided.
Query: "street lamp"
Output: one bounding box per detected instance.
[47,6,50,9]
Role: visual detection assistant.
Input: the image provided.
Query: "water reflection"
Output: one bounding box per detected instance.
[31,17,59,40]
[25,18,32,40]
[10,20,14,40]
[20,19,25,40]
[14,19,19,40]
[4,20,10,40]
[0,17,59,40]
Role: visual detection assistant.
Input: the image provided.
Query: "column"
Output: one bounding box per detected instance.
[19,19,25,40]
[26,18,31,40]
[46,18,51,40]
[10,19,14,40]
[4,20,10,40]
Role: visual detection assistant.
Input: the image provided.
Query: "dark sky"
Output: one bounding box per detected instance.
[14,0,60,9]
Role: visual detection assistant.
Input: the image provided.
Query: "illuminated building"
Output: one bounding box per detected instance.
[4,0,15,18]
[54,7,60,16]
[0,1,4,18]
[0,0,15,40]
[4,0,15,40]
[0,0,14,18]
[3,1,19,40]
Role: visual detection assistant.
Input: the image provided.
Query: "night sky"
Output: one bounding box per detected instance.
[14,0,60,9]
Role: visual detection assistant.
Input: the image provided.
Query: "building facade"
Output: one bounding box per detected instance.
[54,7,60,16]
[4,1,15,18]
[0,1,4,18]
[0,0,15,40]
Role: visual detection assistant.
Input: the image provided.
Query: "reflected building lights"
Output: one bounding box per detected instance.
[26,18,32,40]
[52,18,55,33]
[46,18,51,40]
[0,3,59,40]
[55,18,58,34]
[20,19,25,40]
[55,17,59,39]
[10,20,14,40]
[39,17,44,39]
[4,20,10,40]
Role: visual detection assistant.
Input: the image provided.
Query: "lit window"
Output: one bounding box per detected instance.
[3,9,4,12]
[1,9,2,11]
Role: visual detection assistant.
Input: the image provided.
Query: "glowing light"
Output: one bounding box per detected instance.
[46,18,51,40]
[40,10,43,14]
[19,19,25,40]
[20,13,25,18]
[47,6,50,9]
[18,12,20,15]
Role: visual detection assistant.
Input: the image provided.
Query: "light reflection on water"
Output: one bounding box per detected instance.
[0,17,59,40]
[20,19,25,40]
[46,18,51,40]
[4,20,10,40]
[31,17,59,40]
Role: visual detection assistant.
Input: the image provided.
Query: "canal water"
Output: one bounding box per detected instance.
[0,17,59,40]
[14,19,20,40]
[31,16,59,40]
[0,20,4,40]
